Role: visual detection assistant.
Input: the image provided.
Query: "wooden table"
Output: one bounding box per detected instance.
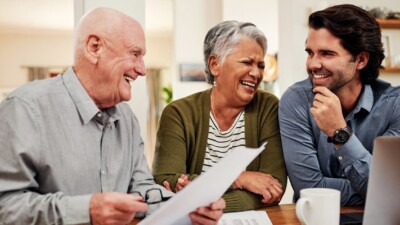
[131,204,364,225]
[265,204,364,225]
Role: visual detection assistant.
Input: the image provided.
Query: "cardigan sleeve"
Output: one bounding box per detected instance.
[152,101,200,191]
[220,92,287,212]
[256,93,287,193]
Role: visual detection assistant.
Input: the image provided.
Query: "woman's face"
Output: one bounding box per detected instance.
[214,37,265,106]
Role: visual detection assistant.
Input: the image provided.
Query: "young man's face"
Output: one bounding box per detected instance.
[305,28,361,93]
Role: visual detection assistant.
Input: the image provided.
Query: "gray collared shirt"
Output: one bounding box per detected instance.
[0,67,171,224]
[279,78,400,205]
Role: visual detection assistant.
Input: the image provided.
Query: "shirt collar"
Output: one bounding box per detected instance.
[62,67,119,125]
[346,84,373,121]
[354,85,373,113]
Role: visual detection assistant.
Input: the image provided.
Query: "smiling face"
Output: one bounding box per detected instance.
[95,23,146,108]
[74,8,147,109]
[212,37,265,107]
[305,28,363,93]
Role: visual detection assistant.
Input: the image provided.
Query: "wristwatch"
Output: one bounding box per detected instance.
[328,126,352,145]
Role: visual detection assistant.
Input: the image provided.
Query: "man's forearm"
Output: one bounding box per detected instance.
[0,191,92,225]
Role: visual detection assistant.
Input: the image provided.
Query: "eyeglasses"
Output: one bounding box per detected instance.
[132,188,172,205]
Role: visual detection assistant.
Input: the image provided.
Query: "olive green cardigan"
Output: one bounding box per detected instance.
[152,88,287,212]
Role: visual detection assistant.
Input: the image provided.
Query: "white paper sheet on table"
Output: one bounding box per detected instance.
[139,143,266,225]
[218,211,272,225]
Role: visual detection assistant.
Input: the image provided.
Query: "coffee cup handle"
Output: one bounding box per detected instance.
[296,198,310,225]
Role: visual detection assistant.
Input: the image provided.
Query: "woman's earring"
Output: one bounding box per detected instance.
[213,81,217,87]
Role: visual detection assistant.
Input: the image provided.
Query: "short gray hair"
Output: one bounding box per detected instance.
[203,21,267,84]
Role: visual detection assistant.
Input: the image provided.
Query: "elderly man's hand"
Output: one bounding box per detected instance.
[189,198,226,225]
[89,192,148,225]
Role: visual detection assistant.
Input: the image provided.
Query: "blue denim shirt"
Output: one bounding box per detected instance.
[279,78,400,206]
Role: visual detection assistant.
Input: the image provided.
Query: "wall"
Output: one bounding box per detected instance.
[172,0,222,100]
[0,33,73,88]
[146,35,173,69]
[222,0,279,55]
[0,33,73,103]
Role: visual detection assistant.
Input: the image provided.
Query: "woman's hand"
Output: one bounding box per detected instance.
[236,171,283,203]
[163,174,190,193]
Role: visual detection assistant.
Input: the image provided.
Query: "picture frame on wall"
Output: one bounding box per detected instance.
[22,65,68,82]
[382,35,392,68]
[179,63,207,82]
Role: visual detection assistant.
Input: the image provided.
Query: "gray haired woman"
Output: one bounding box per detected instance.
[152,20,287,212]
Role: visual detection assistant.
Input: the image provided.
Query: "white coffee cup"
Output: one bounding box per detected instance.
[296,188,340,225]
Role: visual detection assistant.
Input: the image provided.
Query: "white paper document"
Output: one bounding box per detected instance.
[139,143,266,225]
[218,211,272,225]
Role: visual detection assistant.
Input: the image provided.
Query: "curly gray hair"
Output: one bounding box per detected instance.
[203,21,267,84]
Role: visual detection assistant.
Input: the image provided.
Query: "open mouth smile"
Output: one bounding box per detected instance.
[124,75,135,83]
[311,71,330,79]
[241,80,256,88]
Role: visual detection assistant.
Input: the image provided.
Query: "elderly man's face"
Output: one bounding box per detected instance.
[96,24,146,108]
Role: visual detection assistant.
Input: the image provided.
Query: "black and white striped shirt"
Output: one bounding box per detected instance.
[202,111,246,173]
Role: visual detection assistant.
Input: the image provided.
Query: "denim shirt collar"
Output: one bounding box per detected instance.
[346,85,373,121]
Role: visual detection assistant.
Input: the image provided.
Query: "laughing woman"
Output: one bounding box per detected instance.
[152,21,287,212]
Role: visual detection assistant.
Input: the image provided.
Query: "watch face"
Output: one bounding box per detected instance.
[336,131,349,143]
[333,128,351,144]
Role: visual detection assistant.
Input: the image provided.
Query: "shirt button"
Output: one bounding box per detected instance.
[97,113,102,118]
[101,170,106,175]
[338,156,343,161]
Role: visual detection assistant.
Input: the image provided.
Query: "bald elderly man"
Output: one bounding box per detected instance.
[0,7,224,225]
